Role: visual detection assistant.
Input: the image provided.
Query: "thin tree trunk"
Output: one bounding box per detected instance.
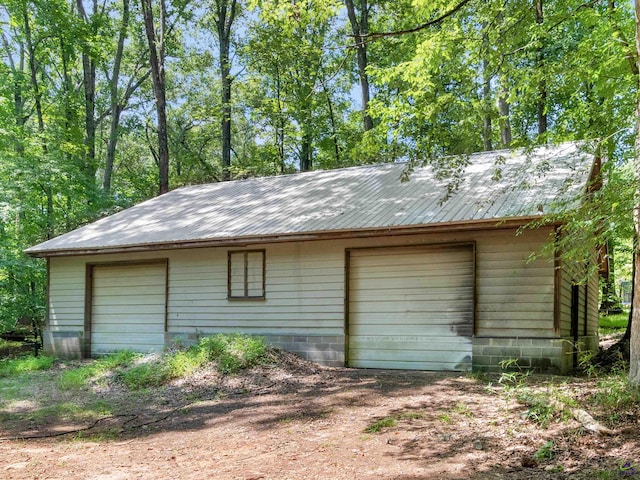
[103,0,131,193]
[76,0,97,183]
[300,127,312,172]
[0,31,25,155]
[24,6,53,239]
[535,0,547,136]
[141,0,169,195]
[323,83,341,165]
[275,64,285,174]
[498,92,511,147]
[481,31,492,151]
[630,0,640,383]
[345,0,373,132]
[214,0,238,181]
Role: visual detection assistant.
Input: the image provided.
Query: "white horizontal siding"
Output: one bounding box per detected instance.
[166,242,346,336]
[48,257,85,331]
[46,226,559,357]
[475,227,555,338]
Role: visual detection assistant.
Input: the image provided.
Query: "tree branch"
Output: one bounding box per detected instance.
[361,0,473,40]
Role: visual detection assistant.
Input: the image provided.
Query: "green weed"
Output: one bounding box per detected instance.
[0,355,54,377]
[120,361,169,389]
[533,440,554,460]
[198,333,268,374]
[364,411,424,433]
[438,413,451,423]
[57,351,138,390]
[364,417,397,433]
[452,402,473,417]
[592,371,640,416]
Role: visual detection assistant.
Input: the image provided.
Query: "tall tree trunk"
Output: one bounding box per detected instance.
[214,0,238,181]
[141,0,169,195]
[103,0,131,193]
[0,31,25,155]
[535,0,547,136]
[275,64,285,174]
[323,83,341,165]
[24,6,53,239]
[630,0,640,383]
[481,32,492,151]
[345,0,373,132]
[300,127,312,172]
[76,0,97,184]
[498,92,512,147]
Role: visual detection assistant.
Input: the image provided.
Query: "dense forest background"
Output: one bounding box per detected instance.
[0,0,637,332]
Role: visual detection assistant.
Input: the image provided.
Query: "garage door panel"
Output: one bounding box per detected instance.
[351,359,472,371]
[92,314,166,327]
[348,245,474,371]
[91,334,166,354]
[349,336,471,350]
[91,262,167,355]
[349,323,471,336]
[93,276,166,288]
[351,274,473,290]
[92,301,166,312]
[350,346,471,362]
[349,303,475,316]
[351,262,472,276]
[351,290,474,303]
[92,293,165,307]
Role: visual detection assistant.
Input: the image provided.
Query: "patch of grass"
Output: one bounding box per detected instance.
[58,351,138,390]
[452,401,473,417]
[198,333,268,374]
[592,371,640,418]
[599,311,629,335]
[438,413,451,423]
[364,417,397,433]
[364,411,424,433]
[120,361,169,389]
[0,355,54,378]
[0,338,23,349]
[517,392,557,428]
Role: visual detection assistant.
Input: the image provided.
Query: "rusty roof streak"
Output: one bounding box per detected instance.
[26,142,594,256]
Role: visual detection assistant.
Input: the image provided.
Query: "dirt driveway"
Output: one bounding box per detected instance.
[0,356,637,480]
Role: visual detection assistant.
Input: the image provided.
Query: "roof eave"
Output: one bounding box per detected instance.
[25,215,560,258]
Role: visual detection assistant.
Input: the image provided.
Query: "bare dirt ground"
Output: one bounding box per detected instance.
[1,350,639,480]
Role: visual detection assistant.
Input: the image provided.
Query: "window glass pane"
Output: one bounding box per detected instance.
[229,252,245,297]
[246,252,264,297]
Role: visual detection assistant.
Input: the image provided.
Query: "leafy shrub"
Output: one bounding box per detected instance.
[120,361,169,389]
[0,355,54,377]
[198,333,268,374]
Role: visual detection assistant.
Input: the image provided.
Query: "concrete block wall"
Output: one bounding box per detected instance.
[43,330,84,359]
[472,335,599,374]
[166,332,345,367]
[263,334,345,367]
[472,337,565,373]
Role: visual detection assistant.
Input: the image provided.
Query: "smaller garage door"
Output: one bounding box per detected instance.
[90,261,167,355]
[348,244,474,371]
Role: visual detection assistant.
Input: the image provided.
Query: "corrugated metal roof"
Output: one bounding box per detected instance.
[26,142,595,256]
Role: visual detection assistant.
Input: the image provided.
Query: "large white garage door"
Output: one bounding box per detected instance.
[348,244,474,371]
[91,262,167,355]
